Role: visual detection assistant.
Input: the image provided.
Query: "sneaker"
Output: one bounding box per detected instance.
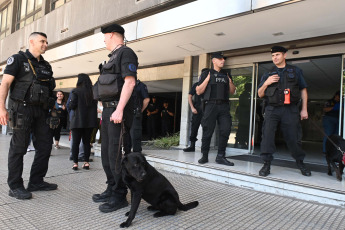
[27,181,58,192]
[9,187,32,200]
[54,145,60,149]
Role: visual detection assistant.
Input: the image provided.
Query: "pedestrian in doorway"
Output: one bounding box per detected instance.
[322,91,340,153]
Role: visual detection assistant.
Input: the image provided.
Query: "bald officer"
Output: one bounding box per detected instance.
[258,46,311,177]
[92,24,138,213]
[0,32,57,200]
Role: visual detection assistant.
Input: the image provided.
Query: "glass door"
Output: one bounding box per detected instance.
[226,64,256,153]
[341,54,345,137]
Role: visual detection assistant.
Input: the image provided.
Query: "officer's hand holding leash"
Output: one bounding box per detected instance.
[191,107,198,114]
[110,108,124,124]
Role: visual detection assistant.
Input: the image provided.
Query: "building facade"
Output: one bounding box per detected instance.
[1,0,345,164]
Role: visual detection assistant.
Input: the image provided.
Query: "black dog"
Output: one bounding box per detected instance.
[119,152,199,228]
[326,135,345,181]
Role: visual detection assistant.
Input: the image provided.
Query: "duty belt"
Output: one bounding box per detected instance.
[206,100,229,105]
[103,101,119,108]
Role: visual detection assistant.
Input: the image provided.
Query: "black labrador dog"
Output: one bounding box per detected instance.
[326,135,345,181]
[119,152,199,228]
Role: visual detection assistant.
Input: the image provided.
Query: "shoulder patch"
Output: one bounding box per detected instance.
[128,63,137,72]
[7,56,14,65]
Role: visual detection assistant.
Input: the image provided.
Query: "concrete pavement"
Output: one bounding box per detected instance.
[0,133,344,230]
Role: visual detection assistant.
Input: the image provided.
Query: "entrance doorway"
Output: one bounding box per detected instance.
[253,55,343,165]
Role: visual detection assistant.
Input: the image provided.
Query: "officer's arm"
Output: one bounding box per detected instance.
[257,84,268,98]
[300,88,308,120]
[229,77,236,95]
[151,108,159,115]
[110,76,136,123]
[0,74,15,125]
[196,72,210,95]
[141,98,150,112]
[188,94,196,112]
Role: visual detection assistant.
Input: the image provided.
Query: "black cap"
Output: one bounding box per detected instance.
[271,46,288,53]
[211,52,227,60]
[101,24,125,35]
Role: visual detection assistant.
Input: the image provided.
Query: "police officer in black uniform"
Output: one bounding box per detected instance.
[183,81,204,152]
[91,24,138,213]
[161,100,174,136]
[0,32,58,200]
[258,46,311,177]
[196,52,236,166]
[146,96,159,140]
[130,79,149,153]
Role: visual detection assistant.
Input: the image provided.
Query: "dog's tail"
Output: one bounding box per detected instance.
[178,201,199,211]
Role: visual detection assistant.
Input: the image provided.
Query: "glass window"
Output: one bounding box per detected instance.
[0,5,10,39]
[16,0,43,31]
[51,0,71,11]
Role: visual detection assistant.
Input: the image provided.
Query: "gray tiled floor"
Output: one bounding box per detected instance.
[1,134,345,229]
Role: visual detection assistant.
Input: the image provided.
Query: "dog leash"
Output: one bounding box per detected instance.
[115,120,126,174]
[309,119,345,156]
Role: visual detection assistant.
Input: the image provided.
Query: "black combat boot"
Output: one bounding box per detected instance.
[198,153,209,164]
[296,160,311,176]
[9,187,32,200]
[259,161,271,177]
[99,193,129,213]
[215,153,234,166]
[183,142,195,152]
[92,185,112,203]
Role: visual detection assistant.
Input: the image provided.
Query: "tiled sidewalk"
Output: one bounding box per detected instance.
[0,134,344,230]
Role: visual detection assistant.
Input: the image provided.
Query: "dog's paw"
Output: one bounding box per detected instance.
[120,222,130,228]
[125,211,129,216]
[336,176,342,181]
[328,172,332,176]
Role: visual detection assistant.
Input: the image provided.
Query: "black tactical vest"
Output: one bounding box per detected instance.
[97,46,131,101]
[10,51,54,104]
[265,64,300,106]
[203,69,230,101]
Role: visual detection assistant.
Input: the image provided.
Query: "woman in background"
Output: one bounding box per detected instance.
[53,90,67,149]
[68,74,97,170]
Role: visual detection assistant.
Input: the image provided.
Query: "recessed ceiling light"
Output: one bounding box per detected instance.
[88,60,93,62]
[136,50,143,53]
[272,32,284,36]
[214,32,225,36]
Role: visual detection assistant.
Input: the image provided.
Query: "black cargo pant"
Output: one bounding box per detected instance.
[189,106,203,142]
[260,104,306,162]
[130,112,143,152]
[101,104,133,196]
[201,102,231,155]
[8,103,53,189]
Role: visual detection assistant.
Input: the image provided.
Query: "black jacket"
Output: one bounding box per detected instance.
[68,87,98,129]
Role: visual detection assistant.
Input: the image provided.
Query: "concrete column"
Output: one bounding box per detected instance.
[195,53,212,148]
[179,56,193,147]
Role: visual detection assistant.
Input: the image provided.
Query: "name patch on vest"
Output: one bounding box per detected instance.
[23,63,30,72]
[216,78,226,83]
